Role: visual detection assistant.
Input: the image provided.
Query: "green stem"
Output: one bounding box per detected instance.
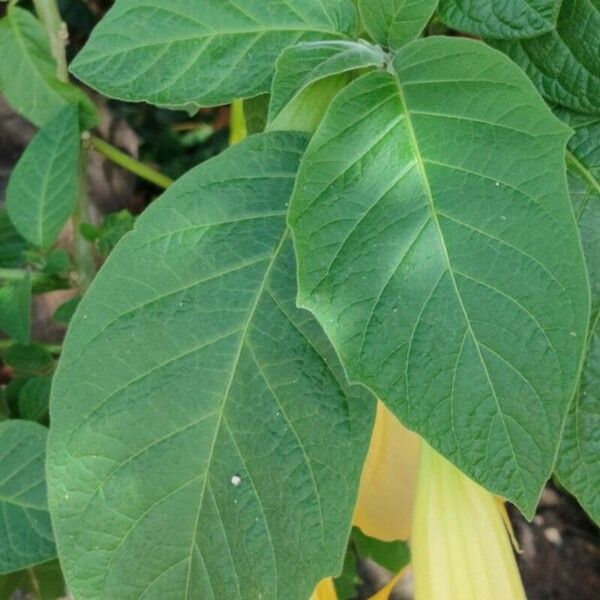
[72,146,96,293]
[32,0,69,82]
[90,136,174,189]
[0,339,62,353]
[0,268,46,283]
[27,567,42,600]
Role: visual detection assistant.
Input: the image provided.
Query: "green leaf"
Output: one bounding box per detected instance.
[357,0,438,49]
[0,211,27,269]
[352,528,410,573]
[47,132,375,600]
[0,420,56,574]
[0,6,98,128]
[19,375,53,423]
[0,275,31,344]
[333,545,359,600]
[243,94,270,135]
[53,296,81,325]
[268,40,386,125]
[438,0,561,38]
[42,249,72,275]
[489,0,600,114]
[0,560,65,600]
[7,105,80,249]
[70,0,358,109]
[554,109,600,525]
[3,344,54,376]
[96,210,136,258]
[288,37,590,516]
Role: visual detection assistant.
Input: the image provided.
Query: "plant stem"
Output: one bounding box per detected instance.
[30,0,96,292]
[32,0,69,82]
[0,269,46,283]
[90,136,174,189]
[0,339,62,353]
[27,567,42,599]
[72,146,96,293]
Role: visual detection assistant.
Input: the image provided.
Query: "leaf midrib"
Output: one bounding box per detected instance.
[182,229,289,600]
[391,71,526,499]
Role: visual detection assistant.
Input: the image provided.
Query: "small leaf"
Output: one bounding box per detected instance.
[357,0,438,49]
[243,94,270,135]
[0,6,98,128]
[439,0,561,39]
[19,375,53,423]
[333,547,359,600]
[7,105,80,249]
[70,0,358,109]
[268,40,386,125]
[42,249,72,275]
[0,420,56,574]
[288,37,590,516]
[489,0,600,114]
[53,296,81,325]
[554,109,600,525]
[0,275,31,344]
[0,211,27,268]
[352,528,411,573]
[47,132,375,600]
[3,344,54,376]
[96,210,136,258]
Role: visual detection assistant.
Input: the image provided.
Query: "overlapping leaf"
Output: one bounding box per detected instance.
[0,420,56,574]
[357,0,438,49]
[289,37,589,516]
[0,6,97,128]
[7,105,80,249]
[490,0,600,114]
[70,0,358,109]
[268,40,386,128]
[555,109,600,524]
[47,132,375,600]
[439,0,561,38]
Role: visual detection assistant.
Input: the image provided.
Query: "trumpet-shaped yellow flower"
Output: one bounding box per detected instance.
[412,442,527,600]
[354,401,421,541]
[310,571,405,600]
[310,577,338,600]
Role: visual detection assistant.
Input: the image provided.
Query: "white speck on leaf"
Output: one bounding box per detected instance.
[231,474,242,486]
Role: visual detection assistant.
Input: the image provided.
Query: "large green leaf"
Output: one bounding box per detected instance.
[47,132,375,599]
[0,6,97,128]
[288,37,590,516]
[357,0,438,49]
[438,0,561,38]
[7,105,80,249]
[489,0,600,114]
[70,0,358,109]
[0,420,56,574]
[555,110,600,524]
[268,40,386,126]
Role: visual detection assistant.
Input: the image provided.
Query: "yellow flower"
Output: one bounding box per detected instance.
[412,442,527,600]
[310,577,338,600]
[354,401,421,541]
